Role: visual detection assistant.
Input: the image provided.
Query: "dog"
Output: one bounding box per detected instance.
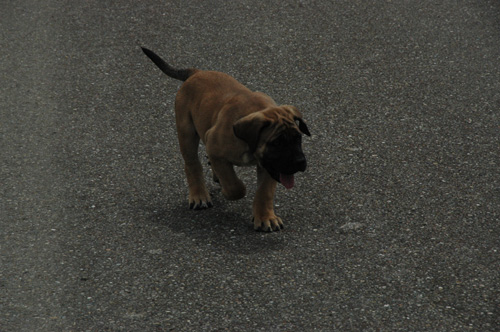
[142,47,310,231]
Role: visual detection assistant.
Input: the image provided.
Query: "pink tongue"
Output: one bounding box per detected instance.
[280,173,295,189]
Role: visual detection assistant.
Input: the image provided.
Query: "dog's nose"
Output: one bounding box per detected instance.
[295,157,307,172]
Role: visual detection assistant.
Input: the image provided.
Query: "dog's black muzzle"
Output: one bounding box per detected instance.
[262,152,307,183]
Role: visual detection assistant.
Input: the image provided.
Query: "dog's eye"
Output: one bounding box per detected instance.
[270,136,285,147]
[270,140,280,147]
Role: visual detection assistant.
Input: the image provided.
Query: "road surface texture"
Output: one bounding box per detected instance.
[1,0,499,331]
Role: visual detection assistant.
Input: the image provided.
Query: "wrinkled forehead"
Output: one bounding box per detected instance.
[264,107,296,124]
[263,124,301,144]
[259,107,301,140]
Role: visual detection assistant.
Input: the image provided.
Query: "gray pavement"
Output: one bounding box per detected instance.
[1,0,499,331]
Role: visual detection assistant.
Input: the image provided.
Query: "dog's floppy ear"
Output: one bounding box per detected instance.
[233,113,271,152]
[283,105,311,136]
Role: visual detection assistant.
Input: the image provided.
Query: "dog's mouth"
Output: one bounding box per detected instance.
[262,157,306,190]
[265,167,298,190]
[279,173,295,189]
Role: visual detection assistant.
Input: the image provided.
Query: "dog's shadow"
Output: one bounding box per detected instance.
[149,195,287,255]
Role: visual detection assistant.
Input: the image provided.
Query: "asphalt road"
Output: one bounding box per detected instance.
[1,0,499,331]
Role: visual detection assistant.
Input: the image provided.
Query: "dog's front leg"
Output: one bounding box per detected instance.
[253,166,283,232]
[209,157,246,201]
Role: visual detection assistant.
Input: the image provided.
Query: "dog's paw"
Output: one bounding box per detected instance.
[189,194,213,210]
[253,214,284,232]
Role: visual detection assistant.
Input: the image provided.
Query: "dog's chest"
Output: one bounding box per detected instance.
[238,152,256,166]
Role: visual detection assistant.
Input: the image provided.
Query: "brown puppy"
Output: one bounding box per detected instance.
[142,48,310,231]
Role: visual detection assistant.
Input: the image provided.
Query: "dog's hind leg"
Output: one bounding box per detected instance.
[177,125,212,210]
[208,157,246,201]
[206,157,220,183]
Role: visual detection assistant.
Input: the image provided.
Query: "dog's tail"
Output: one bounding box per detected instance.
[141,47,197,81]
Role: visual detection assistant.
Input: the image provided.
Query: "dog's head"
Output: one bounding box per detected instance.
[233,105,310,189]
